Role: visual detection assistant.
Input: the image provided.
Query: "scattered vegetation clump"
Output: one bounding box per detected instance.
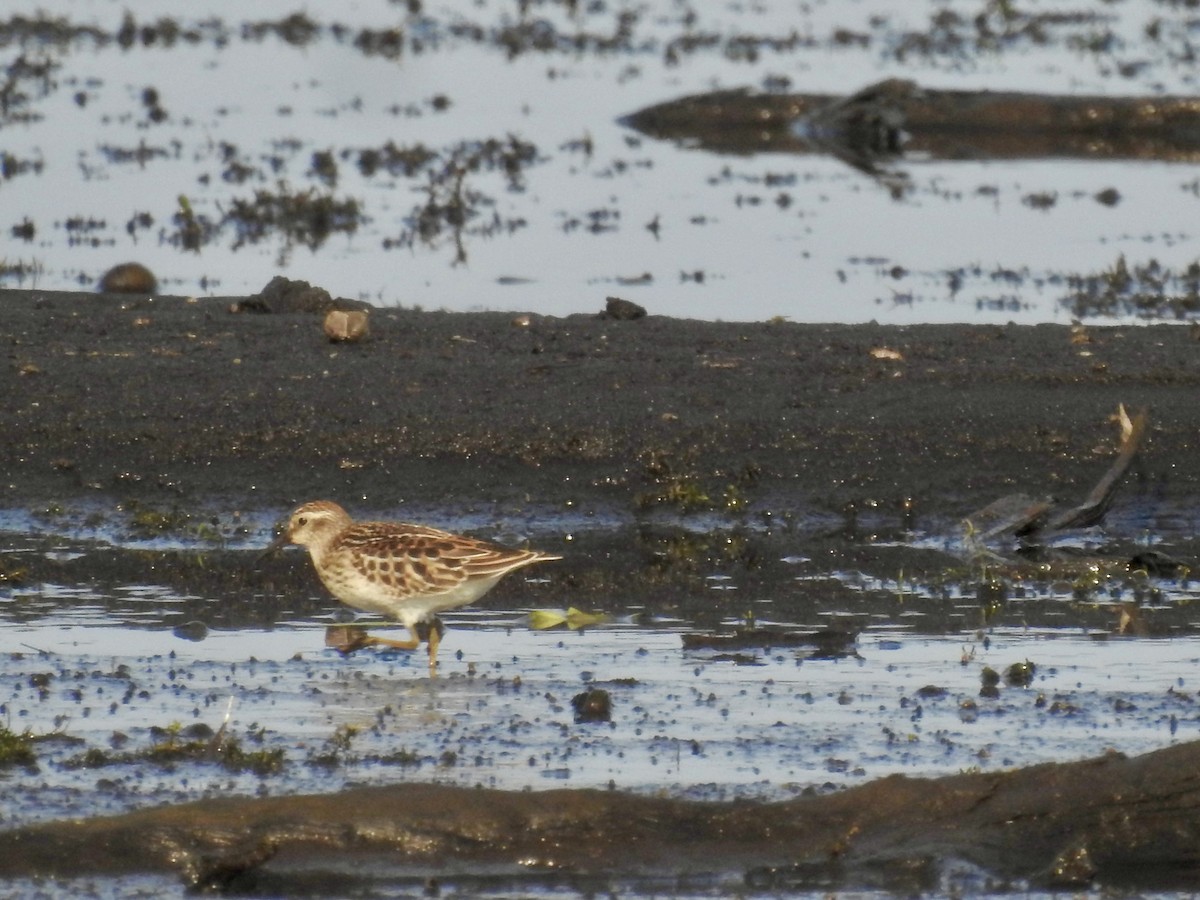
[62,722,285,776]
[379,137,541,264]
[167,194,218,252]
[634,447,757,513]
[0,51,60,128]
[353,26,406,60]
[10,217,35,240]
[0,724,38,770]
[887,4,1107,63]
[210,738,286,776]
[113,13,224,49]
[120,500,236,545]
[635,446,712,511]
[0,555,29,585]
[99,143,170,166]
[0,149,44,182]
[138,128,540,264]
[225,183,364,254]
[307,724,359,768]
[354,141,438,178]
[1064,255,1200,319]
[125,501,192,535]
[0,256,43,287]
[502,7,644,58]
[366,747,423,767]
[242,12,320,46]
[636,477,712,511]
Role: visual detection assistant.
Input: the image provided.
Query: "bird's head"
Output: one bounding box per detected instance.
[261,500,351,559]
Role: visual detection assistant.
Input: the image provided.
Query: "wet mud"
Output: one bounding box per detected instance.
[4,288,1200,894]
[5,287,1200,523]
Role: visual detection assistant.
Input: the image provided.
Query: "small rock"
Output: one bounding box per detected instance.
[1128,550,1186,578]
[172,620,209,642]
[98,262,157,295]
[182,722,215,740]
[233,276,371,315]
[325,624,372,654]
[602,296,646,320]
[324,309,369,343]
[980,666,1001,699]
[1046,842,1097,887]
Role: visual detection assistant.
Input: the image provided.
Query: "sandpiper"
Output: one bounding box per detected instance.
[264,500,561,674]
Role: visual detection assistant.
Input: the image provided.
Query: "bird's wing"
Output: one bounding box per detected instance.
[335,523,553,597]
[336,523,472,597]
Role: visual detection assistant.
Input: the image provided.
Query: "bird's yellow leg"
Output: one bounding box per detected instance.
[360,623,422,652]
[327,623,443,675]
[427,624,442,676]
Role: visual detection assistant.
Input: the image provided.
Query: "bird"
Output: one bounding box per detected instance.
[263,500,561,674]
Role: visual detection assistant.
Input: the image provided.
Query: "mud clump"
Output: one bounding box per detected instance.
[603,295,647,320]
[571,688,612,723]
[232,275,372,315]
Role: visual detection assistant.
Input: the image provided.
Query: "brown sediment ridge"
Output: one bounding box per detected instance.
[623,80,1200,161]
[2,741,1200,891]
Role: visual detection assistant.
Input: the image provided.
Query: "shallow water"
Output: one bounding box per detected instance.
[5,0,1200,323]
[2,509,1200,896]
[5,547,1199,825]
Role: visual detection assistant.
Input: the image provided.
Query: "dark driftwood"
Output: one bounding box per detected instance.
[4,741,1200,892]
[965,408,1147,541]
[1045,409,1148,531]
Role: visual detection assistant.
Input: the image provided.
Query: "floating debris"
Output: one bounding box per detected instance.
[529,607,611,630]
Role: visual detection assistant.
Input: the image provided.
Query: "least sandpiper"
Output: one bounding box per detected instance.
[264,500,560,674]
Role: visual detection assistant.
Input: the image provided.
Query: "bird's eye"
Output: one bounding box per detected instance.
[298,516,308,526]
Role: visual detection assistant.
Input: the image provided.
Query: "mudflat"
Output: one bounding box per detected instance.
[4,286,1200,894]
[4,288,1197,523]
